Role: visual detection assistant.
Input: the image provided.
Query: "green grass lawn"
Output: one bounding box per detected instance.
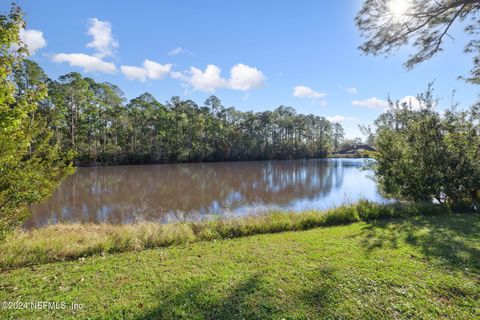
[1,213,479,319]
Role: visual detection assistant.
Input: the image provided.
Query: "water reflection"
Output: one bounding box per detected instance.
[24,158,384,228]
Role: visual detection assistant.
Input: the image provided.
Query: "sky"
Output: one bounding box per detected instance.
[3,0,479,138]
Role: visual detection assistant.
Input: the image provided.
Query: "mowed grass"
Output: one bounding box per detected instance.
[1,213,479,319]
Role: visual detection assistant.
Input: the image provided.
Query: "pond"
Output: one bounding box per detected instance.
[24,158,385,228]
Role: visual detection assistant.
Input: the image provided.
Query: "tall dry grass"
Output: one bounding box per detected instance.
[0,200,470,270]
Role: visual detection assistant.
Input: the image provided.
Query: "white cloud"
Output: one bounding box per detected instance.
[52,53,117,74]
[228,64,266,91]
[19,29,47,54]
[352,97,388,109]
[51,19,118,74]
[121,59,173,81]
[168,47,184,55]
[168,47,193,56]
[351,96,434,111]
[143,60,173,79]
[120,65,147,81]
[86,18,118,58]
[345,87,358,95]
[170,71,188,81]
[188,65,227,92]
[293,85,327,99]
[175,63,266,92]
[399,96,428,110]
[327,115,357,123]
[293,85,327,105]
[338,85,358,95]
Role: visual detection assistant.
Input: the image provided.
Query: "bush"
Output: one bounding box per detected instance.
[371,87,480,205]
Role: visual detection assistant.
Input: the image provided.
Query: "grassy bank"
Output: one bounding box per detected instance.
[0,200,474,270]
[1,213,479,319]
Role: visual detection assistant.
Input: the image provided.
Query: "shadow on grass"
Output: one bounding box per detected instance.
[299,265,338,317]
[135,274,276,320]
[135,267,338,320]
[131,214,479,319]
[354,214,480,273]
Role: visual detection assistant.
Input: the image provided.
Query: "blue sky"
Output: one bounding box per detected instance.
[4,0,479,138]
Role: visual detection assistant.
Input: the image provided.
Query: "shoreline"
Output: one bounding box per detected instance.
[74,156,370,167]
[2,200,474,270]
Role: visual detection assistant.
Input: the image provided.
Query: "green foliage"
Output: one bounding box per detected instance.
[0,200,465,270]
[332,122,345,150]
[371,86,480,206]
[0,6,73,239]
[43,72,341,164]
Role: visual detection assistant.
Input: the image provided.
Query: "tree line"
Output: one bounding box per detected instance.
[20,64,344,165]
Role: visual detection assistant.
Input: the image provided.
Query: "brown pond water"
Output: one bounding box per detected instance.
[24,158,385,228]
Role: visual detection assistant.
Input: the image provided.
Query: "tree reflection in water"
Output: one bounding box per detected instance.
[24,159,384,228]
